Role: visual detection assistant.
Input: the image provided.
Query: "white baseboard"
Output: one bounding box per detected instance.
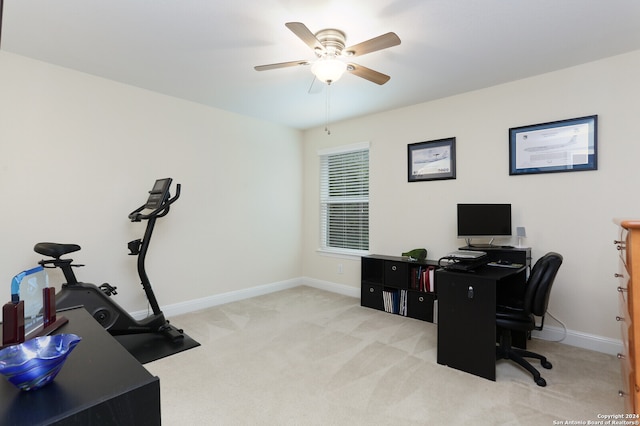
[132,276,622,356]
[300,277,360,298]
[532,326,623,356]
[130,277,302,319]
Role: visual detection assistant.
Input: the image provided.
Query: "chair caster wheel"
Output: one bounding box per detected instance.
[542,360,552,369]
[535,377,547,387]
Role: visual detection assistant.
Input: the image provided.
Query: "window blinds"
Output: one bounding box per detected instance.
[319,145,369,252]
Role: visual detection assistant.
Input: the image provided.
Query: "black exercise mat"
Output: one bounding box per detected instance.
[114,331,200,364]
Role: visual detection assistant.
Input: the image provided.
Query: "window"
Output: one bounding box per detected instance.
[319,142,369,254]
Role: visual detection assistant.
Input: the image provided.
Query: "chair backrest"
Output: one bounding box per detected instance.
[522,252,563,317]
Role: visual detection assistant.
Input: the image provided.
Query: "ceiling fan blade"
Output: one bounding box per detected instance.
[285,22,325,52]
[343,32,401,57]
[347,63,391,85]
[254,60,310,71]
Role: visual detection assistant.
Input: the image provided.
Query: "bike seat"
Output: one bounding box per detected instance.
[34,242,81,258]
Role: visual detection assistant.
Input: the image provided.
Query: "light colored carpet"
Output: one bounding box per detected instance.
[146,286,624,425]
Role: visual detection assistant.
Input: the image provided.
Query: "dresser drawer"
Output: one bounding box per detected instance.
[361,284,384,311]
[619,257,630,278]
[384,261,409,288]
[406,290,435,322]
[617,307,631,348]
[617,228,628,264]
[618,286,631,321]
[616,265,630,288]
[618,352,634,414]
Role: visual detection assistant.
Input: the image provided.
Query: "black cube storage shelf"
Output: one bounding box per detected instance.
[361,255,438,323]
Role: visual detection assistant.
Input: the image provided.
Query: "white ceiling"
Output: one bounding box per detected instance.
[2,0,640,130]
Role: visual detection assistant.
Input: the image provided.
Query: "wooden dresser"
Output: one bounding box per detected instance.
[614,219,640,413]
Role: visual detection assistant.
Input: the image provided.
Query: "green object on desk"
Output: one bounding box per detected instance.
[402,248,427,261]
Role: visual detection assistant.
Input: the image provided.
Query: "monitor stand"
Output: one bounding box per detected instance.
[465,243,496,249]
[463,238,496,249]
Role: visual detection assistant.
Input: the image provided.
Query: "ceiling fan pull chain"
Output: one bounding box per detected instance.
[325,82,331,135]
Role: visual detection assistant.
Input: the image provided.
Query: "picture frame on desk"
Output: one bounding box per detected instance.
[408,137,456,182]
[509,115,598,176]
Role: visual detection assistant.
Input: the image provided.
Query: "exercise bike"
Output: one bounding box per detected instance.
[34,178,184,341]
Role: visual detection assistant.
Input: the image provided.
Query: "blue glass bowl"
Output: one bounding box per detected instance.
[0,334,82,391]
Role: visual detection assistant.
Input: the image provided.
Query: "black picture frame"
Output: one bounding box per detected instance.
[509,115,598,176]
[408,137,456,182]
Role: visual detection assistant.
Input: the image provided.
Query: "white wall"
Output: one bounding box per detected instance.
[0,51,303,313]
[2,46,638,351]
[302,50,640,345]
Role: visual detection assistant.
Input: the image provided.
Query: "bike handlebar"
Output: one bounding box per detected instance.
[128,183,181,222]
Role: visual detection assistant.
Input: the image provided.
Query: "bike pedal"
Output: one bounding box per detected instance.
[99,283,118,296]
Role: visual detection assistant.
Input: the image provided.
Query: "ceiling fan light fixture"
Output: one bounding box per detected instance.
[311,56,347,84]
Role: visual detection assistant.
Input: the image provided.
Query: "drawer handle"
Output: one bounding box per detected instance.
[618,286,628,293]
[418,296,424,302]
[369,287,375,293]
[391,265,397,271]
[614,240,625,245]
[617,245,625,251]
[617,353,625,360]
[616,316,625,322]
[615,273,624,278]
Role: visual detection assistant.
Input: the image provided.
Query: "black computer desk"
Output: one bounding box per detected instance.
[436,262,528,381]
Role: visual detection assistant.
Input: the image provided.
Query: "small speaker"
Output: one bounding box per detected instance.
[516,226,526,247]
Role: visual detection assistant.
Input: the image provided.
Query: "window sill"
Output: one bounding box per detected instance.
[316,248,369,260]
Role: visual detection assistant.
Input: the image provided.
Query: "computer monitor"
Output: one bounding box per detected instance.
[457,203,512,246]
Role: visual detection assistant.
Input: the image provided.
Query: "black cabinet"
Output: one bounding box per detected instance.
[436,265,528,381]
[436,269,497,380]
[0,308,160,425]
[361,255,438,322]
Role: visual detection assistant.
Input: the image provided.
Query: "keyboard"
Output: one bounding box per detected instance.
[440,256,489,271]
[487,262,524,269]
[446,250,487,259]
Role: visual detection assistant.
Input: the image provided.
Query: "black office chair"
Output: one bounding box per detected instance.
[496,252,563,387]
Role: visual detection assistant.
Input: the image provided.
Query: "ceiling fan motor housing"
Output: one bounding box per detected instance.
[314,29,347,56]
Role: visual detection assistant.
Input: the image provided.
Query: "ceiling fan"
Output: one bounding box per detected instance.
[255,22,401,86]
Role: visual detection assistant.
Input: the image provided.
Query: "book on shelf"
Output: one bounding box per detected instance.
[382,289,408,315]
[428,266,435,292]
[411,265,436,293]
[399,289,408,316]
[383,289,397,314]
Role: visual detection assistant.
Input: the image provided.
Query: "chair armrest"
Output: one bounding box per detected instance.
[496,304,525,314]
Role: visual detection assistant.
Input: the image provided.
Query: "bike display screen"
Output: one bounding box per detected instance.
[144,178,172,209]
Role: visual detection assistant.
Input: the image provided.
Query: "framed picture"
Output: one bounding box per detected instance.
[408,137,456,182]
[509,115,598,176]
